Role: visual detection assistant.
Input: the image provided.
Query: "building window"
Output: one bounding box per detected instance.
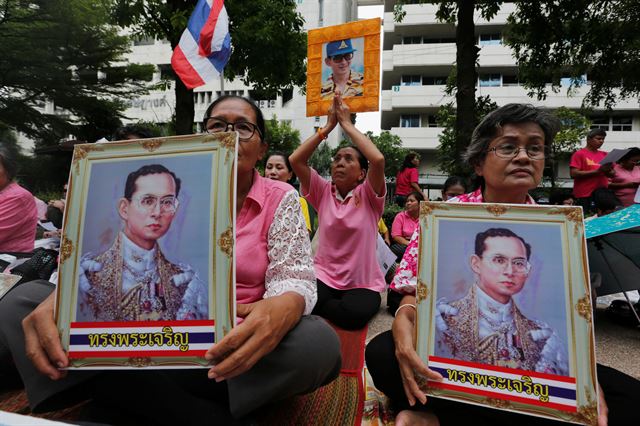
[402,36,422,44]
[425,115,438,128]
[479,74,501,87]
[401,75,421,86]
[400,114,420,128]
[502,75,519,86]
[612,117,632,131]
[589,116,633,131]
[479,33,501,46]
[422,37,456,44]
[422,76,447,85]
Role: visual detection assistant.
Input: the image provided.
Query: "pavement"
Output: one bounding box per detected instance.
[366,291,640,380]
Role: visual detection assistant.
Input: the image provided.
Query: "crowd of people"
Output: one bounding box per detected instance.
[1,97,639,425]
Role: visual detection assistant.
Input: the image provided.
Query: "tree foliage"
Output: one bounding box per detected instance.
[110,0,307,134]
[335,131,408,179]
[544,107,590,188]
[264,116,301,155]
[0,0,154,145]
[309,141,333,177]
[506,0,640,108]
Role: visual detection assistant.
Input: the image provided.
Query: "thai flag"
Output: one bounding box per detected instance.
[171,0,231,89]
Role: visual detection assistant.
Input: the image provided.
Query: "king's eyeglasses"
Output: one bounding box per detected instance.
[131,195,179,214]
[487,143,548,160]
[330,53,354,62]
[484,255,531,275]
[203,118,262,141]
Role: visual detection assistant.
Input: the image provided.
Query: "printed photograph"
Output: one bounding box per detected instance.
[320,37,365,101]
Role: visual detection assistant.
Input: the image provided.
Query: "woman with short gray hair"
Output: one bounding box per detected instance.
[0,146,38,252]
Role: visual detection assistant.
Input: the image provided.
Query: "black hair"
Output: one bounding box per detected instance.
[203,95,266,143]
[587,128,607,140]
[336,145,368,172]
[266,151,296,184]
[618,147,640,164]
[124,164,181,200]
[475,228,531,260]
[407,191,425,202]
[549,190,574,206]
[443,176,467,194]
[400,152,419,171]
[0,145,17,181]
[592,188,622,213]
[113,124,154,140]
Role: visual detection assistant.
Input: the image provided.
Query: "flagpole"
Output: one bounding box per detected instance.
[220,73,225,96]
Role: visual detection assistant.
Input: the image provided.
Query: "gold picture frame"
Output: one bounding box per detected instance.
[55,133,237,369]
[306,18,380,116]
[415,202,598,425]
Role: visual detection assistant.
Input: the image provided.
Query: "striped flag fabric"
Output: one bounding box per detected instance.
[171,0,231,89]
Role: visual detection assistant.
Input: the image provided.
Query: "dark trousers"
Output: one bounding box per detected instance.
[366,330,640,425]
[0,280,342,423]
[312,279,381,330]
[575,196,595,216]
[386,288,404,315]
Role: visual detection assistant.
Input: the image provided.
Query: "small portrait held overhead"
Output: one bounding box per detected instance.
[306,18,380,116]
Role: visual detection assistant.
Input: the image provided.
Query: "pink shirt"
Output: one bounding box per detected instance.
[391,210,419,240]
[0,182,37,252]
[610,163,640,207]
[236,170,316,313]
[569,148,608,198]
[395,167,418,196]
[303,168,386,292]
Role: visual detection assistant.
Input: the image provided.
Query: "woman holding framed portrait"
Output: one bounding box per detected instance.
[366,104,640,426]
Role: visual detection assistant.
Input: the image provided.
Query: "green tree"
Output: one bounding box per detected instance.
[111,0,307,134]
[308,141,333,176]
[0,0,154,145]
[265,116,301,155]
[545,107,590,188]
[506,0,640,108]
[334,131,408,179]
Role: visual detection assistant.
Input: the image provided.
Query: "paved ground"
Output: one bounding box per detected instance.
[366,292,640,379]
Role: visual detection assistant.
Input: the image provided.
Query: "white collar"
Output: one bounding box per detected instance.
[476,284,513,322]
[334,186,354,203]
[121,232,157,272]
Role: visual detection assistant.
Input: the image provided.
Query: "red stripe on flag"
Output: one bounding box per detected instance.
[427,381,577,413]
[171,46,206,90]
[199,0,225,56]
[429,356,576,384]
[68,350,208,359]
[70,320,215,328]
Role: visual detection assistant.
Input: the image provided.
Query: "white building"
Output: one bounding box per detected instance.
[380,1,640,191]
[123,0,359,147]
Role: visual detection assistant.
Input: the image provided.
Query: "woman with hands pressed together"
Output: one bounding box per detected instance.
[0,96,341,424]
[366,104,639,426]
[290,90,386,330]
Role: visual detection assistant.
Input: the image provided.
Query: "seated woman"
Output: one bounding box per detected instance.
[608,147,640,208]
[366,104,639,426]
[441,175,466,201]
[290,90,386,330]
[264,151,313,233]
[390,190,424,262]
[0,146,37,253]
[0,96,341,424]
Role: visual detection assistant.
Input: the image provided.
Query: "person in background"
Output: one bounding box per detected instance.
[391,191,424,262]
[569,128,614,214]
[395,153,421,207]
[591,188,623,217]
[112,124,154,141]
[0,146,37,253]
[378,218,391,246]
[264,152,313,233]
[441,176,467,201]
[608,147,640,207]
[549,191,575,206]
[290,90,386,330]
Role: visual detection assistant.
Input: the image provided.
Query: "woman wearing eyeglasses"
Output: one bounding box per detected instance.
[290,90,386,330]
[0,96,340,423]
[366,104,637,426]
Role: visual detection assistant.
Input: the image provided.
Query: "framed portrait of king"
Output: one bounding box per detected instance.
[306,18,380,116]
[415,202,598,425]
[55,133,237,368]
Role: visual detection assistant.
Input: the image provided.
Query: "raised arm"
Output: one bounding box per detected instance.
[289,99,338,193]
[333,92,386,196]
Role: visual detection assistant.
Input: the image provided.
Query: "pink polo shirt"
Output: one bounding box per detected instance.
[0,182,37,252]
[236,171,295,304]
[391,210,419,240]
[303,168,386,292]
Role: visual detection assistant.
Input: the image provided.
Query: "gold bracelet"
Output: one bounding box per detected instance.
[395,303,416,317]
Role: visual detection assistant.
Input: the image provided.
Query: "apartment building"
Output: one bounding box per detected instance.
[381,1,640,190]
